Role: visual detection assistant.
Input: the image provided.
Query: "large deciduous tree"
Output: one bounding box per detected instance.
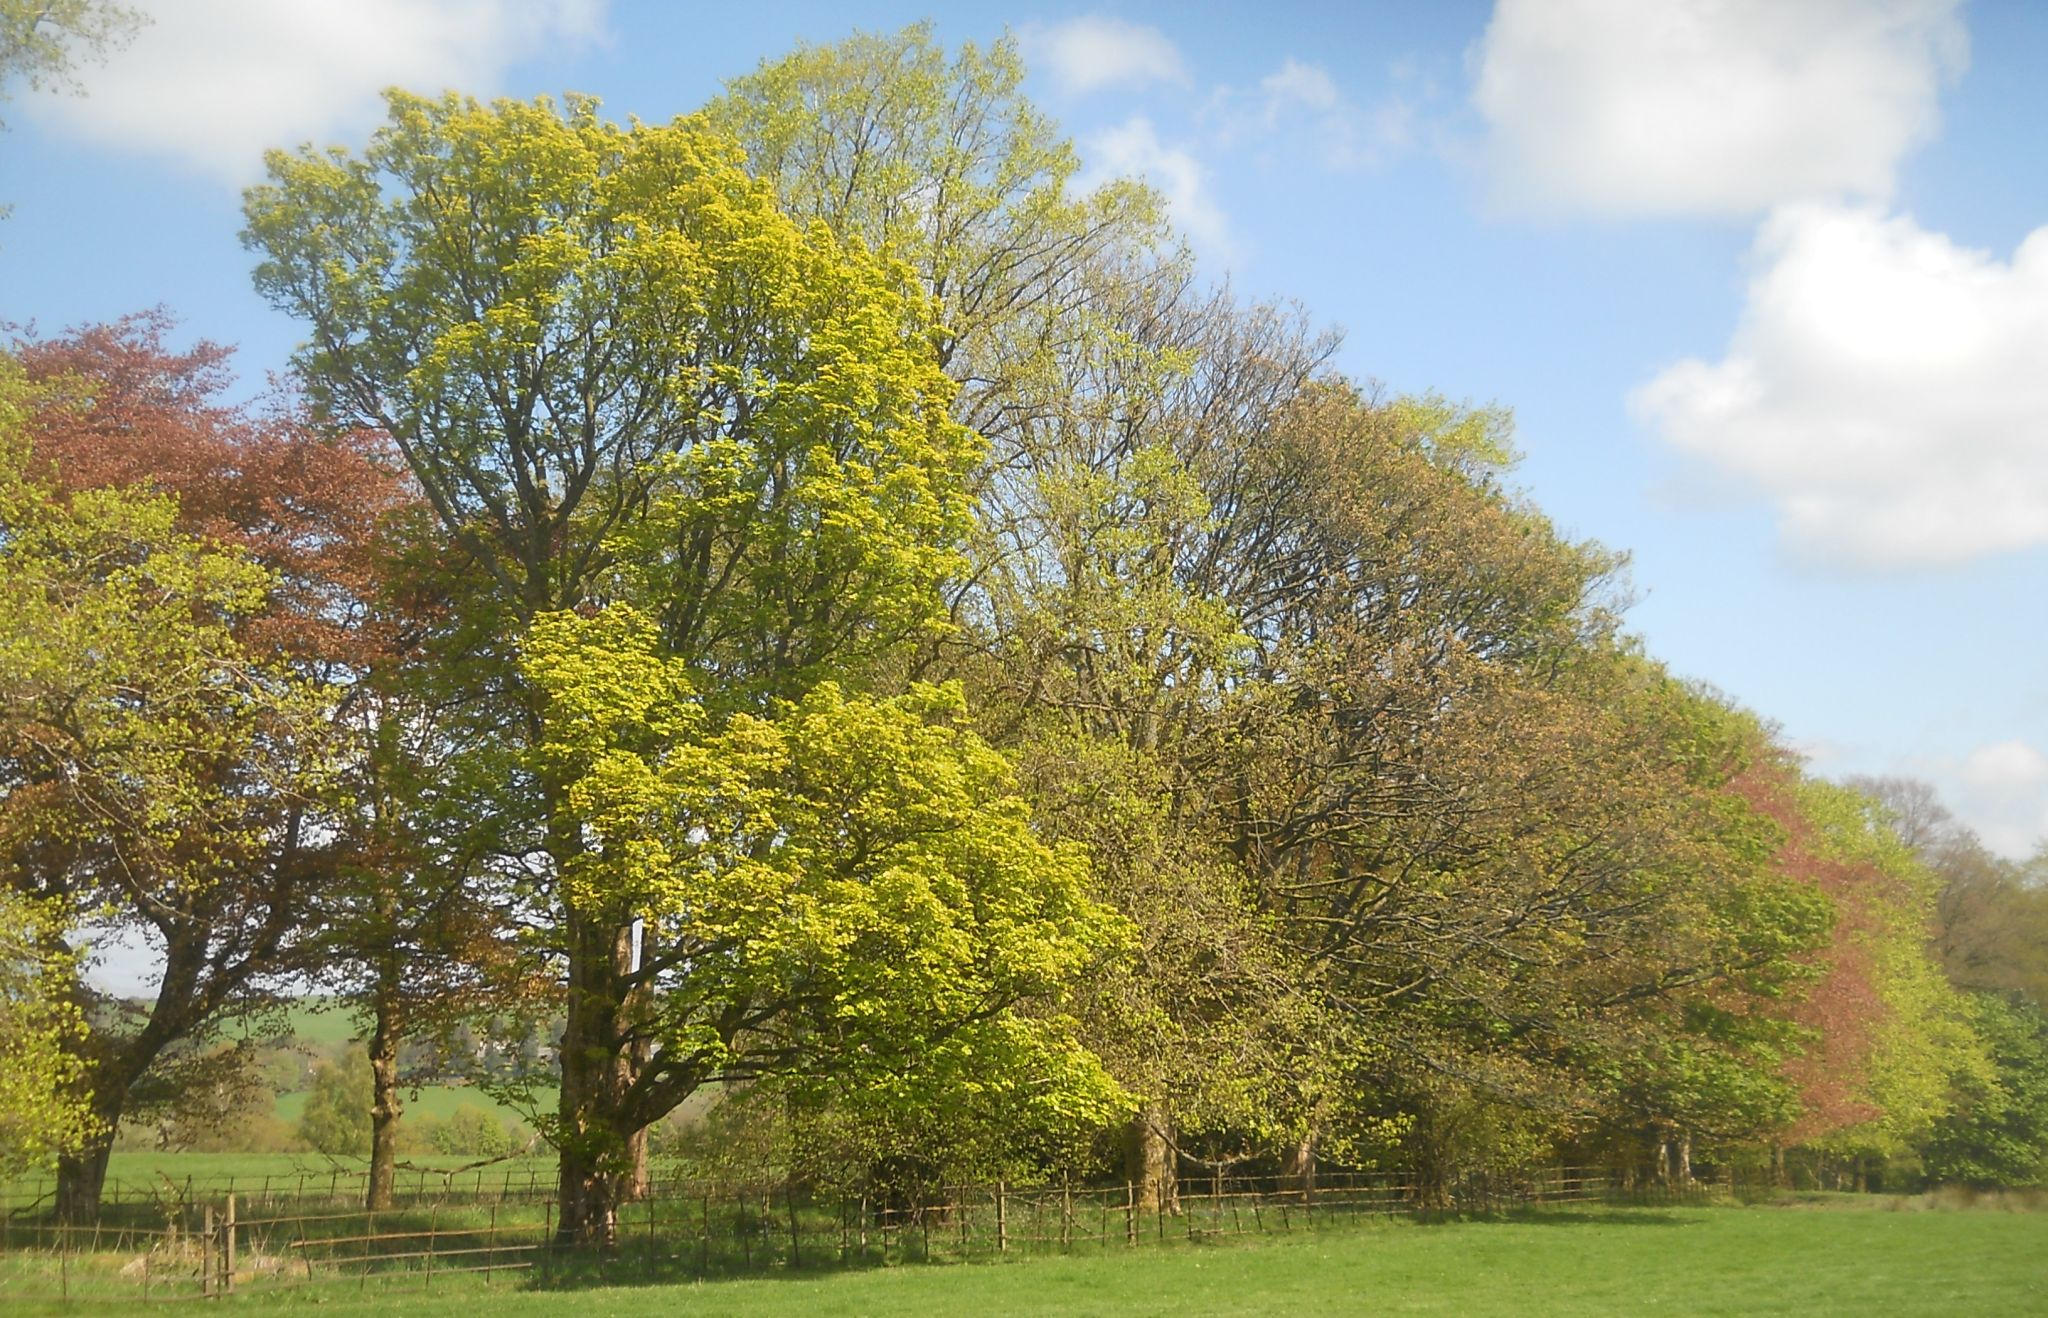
[245,90,1129,1243]
[0,347,343,1220]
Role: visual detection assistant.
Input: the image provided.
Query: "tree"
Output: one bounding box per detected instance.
[706,22,1164,442]
[298,1046,373,1157]
[518,606,1126,1234]
[0,336,347,1220]
[0,0,141,218]
[0,0,141,126]
[0,888,94,1173]
[1923,993,2048,1187]
[246,90,1126,1243]
[1745,775,1990,1183]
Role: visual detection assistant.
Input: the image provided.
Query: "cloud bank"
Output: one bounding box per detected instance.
[28,0,608,182]
[1634,204,2048,568]
[1472,0,1966,217]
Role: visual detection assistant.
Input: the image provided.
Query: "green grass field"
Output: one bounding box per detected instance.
[42,1202,2026,1316]
[272,1082,551,1127]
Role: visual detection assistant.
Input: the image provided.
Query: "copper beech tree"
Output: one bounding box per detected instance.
[5,315,433,1219]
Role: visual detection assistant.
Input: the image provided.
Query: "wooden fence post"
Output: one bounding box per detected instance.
[201,1205,215,1299]
[224,1193,237,1294]
[995,1181,1007,1254]
[1125,1182,1137,1246]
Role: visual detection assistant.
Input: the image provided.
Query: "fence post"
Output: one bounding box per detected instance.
[1125,1182,1137,1246]
[425,1203,438,1291]
[201,1205,215,1299]
[995,1181,1007,1254]
[487,1203,498,1285]
[224,1193,237,1294]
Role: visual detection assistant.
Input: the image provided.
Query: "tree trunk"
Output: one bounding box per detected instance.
[1674,1130,1693,1187]
[366,974,403,1212]
[1282,1129,1317,1196]
[1413,1139,1456,1215]
[55,1126,116,1226]
[557,1140,626,1249]
[623,1011,653,1201]
[1123,1103,1178,1214]
[553,912,639,1246]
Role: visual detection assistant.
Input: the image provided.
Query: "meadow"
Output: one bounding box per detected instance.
[6,1200,2038,1316]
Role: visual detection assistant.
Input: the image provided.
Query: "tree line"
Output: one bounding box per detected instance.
[4,25,2045,1244]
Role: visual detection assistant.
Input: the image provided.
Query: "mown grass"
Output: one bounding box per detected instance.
[289,1205,2048,1317]
[8,1200,2037,1316]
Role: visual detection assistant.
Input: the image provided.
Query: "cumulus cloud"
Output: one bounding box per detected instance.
[1935,739,2048,858]
[1963,739,2048,793]
[25,0,608,182]
[1084,116,1234,265]
[1633,204,2048,568]
[1210,58,1413,170]
[1471,0,1966,217]
[1022,16,1188,96]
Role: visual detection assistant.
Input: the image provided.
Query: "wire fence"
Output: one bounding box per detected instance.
[0,1165,1660,1304]
[1,1161,561,1223]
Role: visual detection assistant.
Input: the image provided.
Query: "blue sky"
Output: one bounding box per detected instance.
[8,0,2048,860]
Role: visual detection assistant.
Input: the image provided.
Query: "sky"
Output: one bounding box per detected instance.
[7,0,2048,867]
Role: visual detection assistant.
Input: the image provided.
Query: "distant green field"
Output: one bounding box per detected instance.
[6,1149,558,1188]
[273,1083,553,1127]
[276,998,362,1048]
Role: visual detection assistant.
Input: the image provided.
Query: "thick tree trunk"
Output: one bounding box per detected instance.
[366,976,403,1212]
[1123,1103,1179,1214]
[1674,1131,1693,1187]
[553,913,639,1246]
[55,1126,116,1226]
[557,1141,627,1249]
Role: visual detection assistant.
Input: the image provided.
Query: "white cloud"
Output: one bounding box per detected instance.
[1084,115,1234,265]
[26,0,608,182]
[1210,58,1413,171]
[1634,204,2048,568]
[1023,16,1189,96]
[1934,739,2048,858]
[1472,0,1966,217]
[1962,739,2048,793]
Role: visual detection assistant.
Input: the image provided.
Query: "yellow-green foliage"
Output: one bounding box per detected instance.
[523,605,1130,1138]
[0,889,94,1172]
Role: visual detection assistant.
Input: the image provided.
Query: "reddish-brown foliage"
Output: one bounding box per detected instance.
[14,310,418,669]
[1729,762,1886,1142]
